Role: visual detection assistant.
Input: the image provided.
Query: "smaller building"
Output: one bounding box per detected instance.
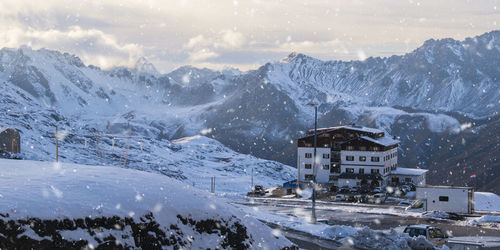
[282,180,307,195]
[389,167,428,186]
[0,127,21,155]
[416,186,474,214]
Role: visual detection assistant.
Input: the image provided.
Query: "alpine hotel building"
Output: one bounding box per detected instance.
[297,125,427,188]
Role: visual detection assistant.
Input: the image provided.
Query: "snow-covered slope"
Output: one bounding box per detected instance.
[0,159,294,249]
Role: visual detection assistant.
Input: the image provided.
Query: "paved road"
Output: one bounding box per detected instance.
[263,222,350,250]
[248,201,500,238]
[238,199,500,237]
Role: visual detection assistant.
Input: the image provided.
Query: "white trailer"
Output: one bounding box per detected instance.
[416,186,474,214]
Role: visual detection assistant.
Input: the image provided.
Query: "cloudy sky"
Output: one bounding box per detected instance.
[0,0,497,72]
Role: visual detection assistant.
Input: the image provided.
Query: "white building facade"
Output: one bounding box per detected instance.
[416,186,474,214]
[296,125,426,188]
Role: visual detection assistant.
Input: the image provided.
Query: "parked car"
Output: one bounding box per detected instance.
[335,194,346,201]
[393,187,406,197]
[347,195,357,202]
[247,185,267,196]
[339,186,350,194]
[372,193,386,204]
[403,225,448,247]
[398,200,412,207]
[355,194,368,203]
[372,187,383,194]
[359,185,371,194]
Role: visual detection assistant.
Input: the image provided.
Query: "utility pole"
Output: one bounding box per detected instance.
[210,177,216,193]
[308,102,318,224]
[55,125,59,162]
[96,129,102,166]
[251,168,254,190]
[296,156,301,198]
[123,124,131,168]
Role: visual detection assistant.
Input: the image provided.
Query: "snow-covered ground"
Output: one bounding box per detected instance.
[236,204,439,249]
[475,192,500,212]
[0,159,293,249]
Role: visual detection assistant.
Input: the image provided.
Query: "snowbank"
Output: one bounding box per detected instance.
[475,192,500,212]
[0,159,294,249]
[463,215,500,227]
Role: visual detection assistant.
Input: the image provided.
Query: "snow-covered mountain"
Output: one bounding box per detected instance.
[0,31,498,192]
[0,49,295,193]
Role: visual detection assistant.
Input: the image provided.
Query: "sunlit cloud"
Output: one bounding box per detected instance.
[0,25,143,68]
[183,30,246,62]
[0,0,497,71]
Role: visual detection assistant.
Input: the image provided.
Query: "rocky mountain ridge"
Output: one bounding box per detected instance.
[0,30,498,191]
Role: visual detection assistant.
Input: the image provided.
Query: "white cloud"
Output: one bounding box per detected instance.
[188,49,219,62]
[185,35,210,50]
[0,25,143,68]
[219,30,245,49]
[183,30,246,62]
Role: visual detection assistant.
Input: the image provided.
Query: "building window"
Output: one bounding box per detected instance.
[346,146,354,150]
[322,164,329,170]
[439,196,449,202]
[329,175,337,181]
[323,153,330,159]
[371,169,379,174]
[359,168,364,174]
[372,147,379,151]
[359,156,366,161]
[305,174,314,181]
[305,164,312,169]
[371,156,380,162]
[346,155,354,161]
[405,178,412,183]
[359,146,366,151]
[305,153,312,158]
[346,168,354,173]
[331,166,341,173]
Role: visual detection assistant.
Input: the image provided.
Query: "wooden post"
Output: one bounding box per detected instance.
[210,177,214,193]
[123,125,131,168]
[251,168,254,190]
[55,126,58,162]
[96,130,102,166]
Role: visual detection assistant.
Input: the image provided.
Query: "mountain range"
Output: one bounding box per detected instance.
[0,30,498,192]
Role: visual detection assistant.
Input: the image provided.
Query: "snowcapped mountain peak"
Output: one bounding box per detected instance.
[133,56,159,75]
[281,52,311,63]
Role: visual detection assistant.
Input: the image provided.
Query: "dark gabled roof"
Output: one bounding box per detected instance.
[341,135,399,147]
[306,125,384,135]
[338,173,383,180]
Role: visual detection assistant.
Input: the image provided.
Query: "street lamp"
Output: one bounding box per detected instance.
[307,102,318,224]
